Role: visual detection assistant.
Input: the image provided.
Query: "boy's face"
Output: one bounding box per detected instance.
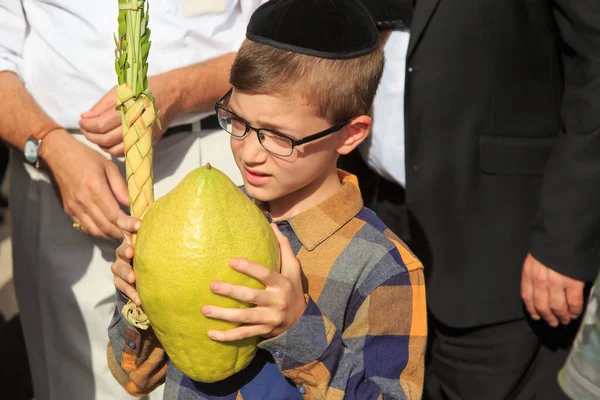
[227,89,345,204]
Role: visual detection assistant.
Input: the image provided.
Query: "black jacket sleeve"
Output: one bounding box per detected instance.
[530,0,600,281]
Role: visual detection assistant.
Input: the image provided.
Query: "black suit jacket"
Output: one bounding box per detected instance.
[404,0,600,327]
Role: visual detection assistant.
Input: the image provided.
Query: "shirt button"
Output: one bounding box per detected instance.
[298,384,307,394]
[272,348,283,358]
[127,341,136,350]
[408,67,414,72]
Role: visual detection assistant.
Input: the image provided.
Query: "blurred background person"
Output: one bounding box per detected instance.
[403,1,600,399]
[0,1,262,399]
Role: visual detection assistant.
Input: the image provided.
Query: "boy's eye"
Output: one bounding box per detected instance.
[231,118,246,131]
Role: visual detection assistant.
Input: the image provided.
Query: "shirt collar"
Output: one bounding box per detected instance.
[282,170,364,251]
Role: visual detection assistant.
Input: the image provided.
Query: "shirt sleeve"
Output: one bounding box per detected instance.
[259,268,427,399]
[0,1,27,78]
[107,291,168,396]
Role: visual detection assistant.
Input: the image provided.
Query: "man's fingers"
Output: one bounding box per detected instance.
[532,266,559,327]
[207,324,267,342]
[78,211,107,239]
[230,258,282,287]
[83,126,122,149]
[79,108,120,134]
[566,282,585,319]
[521,278,539,321]
[85,198,122,239]
[548,283,570,325]
[105,163,129,206]
[105,142,125,157]
[80,88,117,119]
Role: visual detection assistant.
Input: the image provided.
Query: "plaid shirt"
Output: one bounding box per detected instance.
[107,171,427,399]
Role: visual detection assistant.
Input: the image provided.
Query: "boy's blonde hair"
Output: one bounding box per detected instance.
[230,39,384,124]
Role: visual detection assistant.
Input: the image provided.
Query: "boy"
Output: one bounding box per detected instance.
[107,0,426,398]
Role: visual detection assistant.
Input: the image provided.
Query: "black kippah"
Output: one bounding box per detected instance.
[246,0,379,60]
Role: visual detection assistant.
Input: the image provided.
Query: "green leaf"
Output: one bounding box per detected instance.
[141,41,150,61]
[118,21,127,37]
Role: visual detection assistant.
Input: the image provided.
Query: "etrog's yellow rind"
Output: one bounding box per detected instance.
[134,165,280,383]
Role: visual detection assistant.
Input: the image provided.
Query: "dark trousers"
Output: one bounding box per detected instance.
[424,314,579,400]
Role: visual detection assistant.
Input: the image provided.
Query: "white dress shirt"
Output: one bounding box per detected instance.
[360,30,410,187]
[0,0,262,128]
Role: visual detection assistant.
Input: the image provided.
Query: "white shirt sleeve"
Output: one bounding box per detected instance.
[360,30,410,187]
[0,1,27,79]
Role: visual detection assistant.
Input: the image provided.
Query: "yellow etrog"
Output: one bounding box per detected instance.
[134,164,280,383]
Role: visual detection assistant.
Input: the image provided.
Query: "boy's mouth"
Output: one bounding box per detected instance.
[243,167,272,186]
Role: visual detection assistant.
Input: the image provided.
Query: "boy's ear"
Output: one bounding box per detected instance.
[337,115,372,155]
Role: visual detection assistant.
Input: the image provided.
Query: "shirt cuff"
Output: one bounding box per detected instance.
[258,296,338,371]
[0,59,23,81]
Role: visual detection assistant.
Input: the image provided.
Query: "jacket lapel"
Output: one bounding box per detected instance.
[407,0,441,59]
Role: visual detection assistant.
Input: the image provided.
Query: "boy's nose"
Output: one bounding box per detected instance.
[241,130,268,164]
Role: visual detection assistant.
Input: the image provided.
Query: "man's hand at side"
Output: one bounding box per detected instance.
[41,129,129,238]
[521,253,585,327]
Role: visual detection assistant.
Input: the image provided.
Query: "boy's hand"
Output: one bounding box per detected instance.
[203,224,307,341]
[111,216,142,305]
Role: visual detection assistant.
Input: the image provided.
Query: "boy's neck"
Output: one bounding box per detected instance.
[268,167,342,221]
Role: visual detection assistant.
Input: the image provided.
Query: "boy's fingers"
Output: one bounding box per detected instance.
[230,258,281,286]
[117,216,141,235]
[207,325,266,342]
[114,277,140,305]
[116,243,134,261]
[111,260,135,283]
[210,281,264,305]
[202,305,266,325]
[271,223,301,280]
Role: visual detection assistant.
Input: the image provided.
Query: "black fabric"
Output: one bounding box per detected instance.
[405,0,600,327]
[424,316,579,400]
[246,0,379,59]
[360,0,414,29]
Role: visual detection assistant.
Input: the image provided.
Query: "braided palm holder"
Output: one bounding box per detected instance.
[117,83,155,219]
[116,84,154,330]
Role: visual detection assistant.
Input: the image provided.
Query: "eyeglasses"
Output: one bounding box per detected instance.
[214,88,352,157]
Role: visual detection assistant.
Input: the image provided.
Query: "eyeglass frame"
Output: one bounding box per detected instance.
[214,87,354,157]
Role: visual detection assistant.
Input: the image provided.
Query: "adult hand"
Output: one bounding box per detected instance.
[41,129,129,238]
[203,224,307,341]
[79,74,180,156]
[521,253,585,327]
[111,216,142,305]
